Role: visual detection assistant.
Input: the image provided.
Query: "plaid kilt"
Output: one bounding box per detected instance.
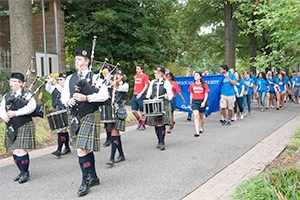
[104,118,126,132]
[145,100,172,126]
[73,110,101,151]
[4,121,36,149]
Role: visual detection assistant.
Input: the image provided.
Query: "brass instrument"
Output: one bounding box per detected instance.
[45,73,59,85]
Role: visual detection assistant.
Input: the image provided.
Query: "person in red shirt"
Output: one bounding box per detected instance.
[188,71,210,137]
[166,72,186,133]
[131,64,149,131]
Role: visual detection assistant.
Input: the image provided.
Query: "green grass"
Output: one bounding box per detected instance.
[287,128,300,150]
[231,168,300,200]
[125,113,136,123]
[0,123,6,152]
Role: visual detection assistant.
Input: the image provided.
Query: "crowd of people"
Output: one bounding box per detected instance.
[1,53,300,197]
[221,67,300,124]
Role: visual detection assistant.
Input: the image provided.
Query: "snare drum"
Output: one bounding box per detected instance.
[46,110,69,132]
[143,99,165,116]
[99,105,116,123]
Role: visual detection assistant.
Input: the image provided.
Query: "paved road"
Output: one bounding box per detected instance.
[0,102,299,200]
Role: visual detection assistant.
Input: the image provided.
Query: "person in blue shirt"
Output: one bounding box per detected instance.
[294,71,300,104]
[288,72,296,102]
[266,71,276,109]
[219,64,236,125]
[274,72,287,110]
[256,72,269,112]
[250,72,258,103]
[282,72,289,102]
[233,71,245,120]
[242,71,254,117]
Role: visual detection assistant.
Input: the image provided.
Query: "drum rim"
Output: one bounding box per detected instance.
[46,109,68,117]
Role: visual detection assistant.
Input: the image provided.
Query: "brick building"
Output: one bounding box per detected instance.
[0,0,66,76]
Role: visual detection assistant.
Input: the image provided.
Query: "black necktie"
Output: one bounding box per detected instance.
[78,72,83,80]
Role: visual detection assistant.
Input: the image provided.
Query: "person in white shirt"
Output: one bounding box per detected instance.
[145,66,173,150]
[61,49,109,197]
[0,72,36,184]
[45,73,71,157]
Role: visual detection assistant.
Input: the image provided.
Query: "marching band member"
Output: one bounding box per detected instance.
[146,66,173,150]
[105,69,128,166]
[61,49,109,196]
[45,73,71,157]
[0,72,36,183]
[101,64,112,147]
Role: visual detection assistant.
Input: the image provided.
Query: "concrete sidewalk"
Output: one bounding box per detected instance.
[184,114,300,200]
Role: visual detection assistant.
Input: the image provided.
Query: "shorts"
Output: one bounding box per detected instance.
[170,97,176,111]
[192,100,206,113]
[131,93,146,112]
[220,95,235,110]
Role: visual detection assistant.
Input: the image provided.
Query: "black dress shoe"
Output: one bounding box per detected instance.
[52,150,61,157]
[115,156,125,163]
[89,177,100,187]
[77,175,90,196]
[156,143,162,149]
[18,172,30,184]
[159,143,165,150]
[106,159,114,166]
[13,172,22,181]
[103,140,111,147]
[61,149,71,155]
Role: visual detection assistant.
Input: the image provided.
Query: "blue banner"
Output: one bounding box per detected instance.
[175,75,224,115]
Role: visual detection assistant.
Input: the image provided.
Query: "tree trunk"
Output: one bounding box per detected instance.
[9,0,35,76]
[224,1,238,70]
[249,32,257,73]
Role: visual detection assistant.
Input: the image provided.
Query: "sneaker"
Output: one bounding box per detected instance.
[240,115,244,120]
[138,125,146,131]
[136,122,141,130]
[222,120,227,126]
[187,118,191,121]
[226,121,231,125]
[247,113,251,117]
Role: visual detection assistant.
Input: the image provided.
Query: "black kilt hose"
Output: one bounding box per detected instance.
[145,100,172,126]
[4,121,36,149]
[73,110,101,151]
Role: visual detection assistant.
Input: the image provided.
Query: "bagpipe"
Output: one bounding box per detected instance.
[74,36,120,96]
[5,58,46,141]
[7,57,46,118]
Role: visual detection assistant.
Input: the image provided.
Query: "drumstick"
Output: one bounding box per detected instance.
[154,94,166,99]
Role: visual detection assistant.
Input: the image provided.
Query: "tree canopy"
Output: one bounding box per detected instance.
[63,0,181,73]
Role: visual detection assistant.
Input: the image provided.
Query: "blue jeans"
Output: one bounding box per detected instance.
[243,95,251,113]
[258,91,266,108]
[234,97,244,114]
[187,112,192,119]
